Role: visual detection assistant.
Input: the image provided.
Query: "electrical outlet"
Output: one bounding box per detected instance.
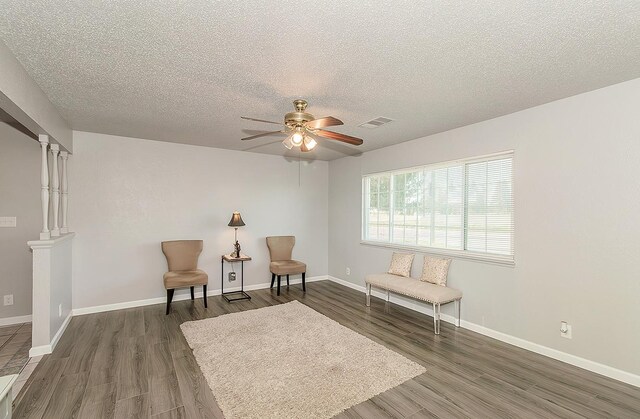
[228,272,237,282]
[58,304,63,317]
[346,267,351,276]
[3,295,13,306]
[560,321,572,339]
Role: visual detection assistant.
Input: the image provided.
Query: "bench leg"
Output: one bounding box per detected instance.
[455,299,461,327]
[386,289,390,302]
[433,302,441,335]
[366,283,371,307]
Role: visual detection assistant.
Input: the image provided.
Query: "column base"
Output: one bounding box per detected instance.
[39,231,51,240]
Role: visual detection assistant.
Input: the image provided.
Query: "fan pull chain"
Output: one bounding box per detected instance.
[298,151,301,187]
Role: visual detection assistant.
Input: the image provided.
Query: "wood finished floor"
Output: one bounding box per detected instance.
[13,280,640,418]
[0,322,30,376]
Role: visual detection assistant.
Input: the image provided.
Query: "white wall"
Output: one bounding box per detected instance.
[0,122,39,321]
[71,132,328,310]
[329,78,640,376]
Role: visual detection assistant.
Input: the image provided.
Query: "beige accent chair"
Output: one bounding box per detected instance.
[161,240,208,315]
[266,236,306,296]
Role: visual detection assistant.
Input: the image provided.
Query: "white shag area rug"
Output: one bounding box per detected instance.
[180,300,426,419]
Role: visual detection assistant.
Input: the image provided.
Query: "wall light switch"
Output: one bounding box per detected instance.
[346,267,351,276]
[3,295,13,306]
[0,217,16,228]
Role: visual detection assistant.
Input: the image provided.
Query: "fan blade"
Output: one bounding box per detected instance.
[305,116,343,129]
[314,129,363,146]
[241,130,286,141]
[241,116,283,125]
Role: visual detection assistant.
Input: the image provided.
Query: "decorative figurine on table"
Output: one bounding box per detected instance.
[233,240,241,258]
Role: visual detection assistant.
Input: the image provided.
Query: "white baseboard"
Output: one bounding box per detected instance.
[0,314,32,327]
[458,320,640,388]
[72,275,327,316]
[327,275,640,388]
[29,345,51,358]
[29,311,72,357]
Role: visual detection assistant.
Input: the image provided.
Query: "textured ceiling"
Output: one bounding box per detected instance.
[1,1,639,160]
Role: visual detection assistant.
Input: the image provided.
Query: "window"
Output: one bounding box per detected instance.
[362,152,514,263]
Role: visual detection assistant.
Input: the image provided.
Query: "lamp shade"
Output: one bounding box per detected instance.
[228,211,245,227]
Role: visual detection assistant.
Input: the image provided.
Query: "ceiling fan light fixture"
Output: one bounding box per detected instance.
[304,135,317,150]
[282,136,294,149]
[241,99,364,151]
[291,129,304,146]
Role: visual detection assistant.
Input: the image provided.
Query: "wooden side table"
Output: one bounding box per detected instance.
[221,254,252,302]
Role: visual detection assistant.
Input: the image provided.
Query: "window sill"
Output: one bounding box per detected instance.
[360,241,515,267]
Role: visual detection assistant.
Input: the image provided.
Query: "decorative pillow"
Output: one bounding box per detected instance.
[387,252,415,277]
[420,256,451,286]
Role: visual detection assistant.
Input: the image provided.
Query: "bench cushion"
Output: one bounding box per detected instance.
[365,273,462,304]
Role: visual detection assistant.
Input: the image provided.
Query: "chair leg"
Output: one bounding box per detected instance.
[277,275,281,296]
[190,286,194,300]
[302,272,306,292]
[203,284,208,308]
[286,274,290,287]
[166,289,175,315]
[455,299,461,327]
[270,273,275,289]
[366,283,371,306]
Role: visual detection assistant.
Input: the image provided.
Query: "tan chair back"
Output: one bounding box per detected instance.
[161,240,203,271]
[266,236,295,261]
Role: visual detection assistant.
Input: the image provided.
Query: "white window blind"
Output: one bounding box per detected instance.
[362,153,514,262]
[465,158,514,256]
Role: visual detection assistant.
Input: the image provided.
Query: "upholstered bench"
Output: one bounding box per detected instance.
[364,253,462,335]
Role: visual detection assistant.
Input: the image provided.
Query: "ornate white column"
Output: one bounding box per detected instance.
[38,135,50,240]
[50,144,60,237]
[60,151,69,234]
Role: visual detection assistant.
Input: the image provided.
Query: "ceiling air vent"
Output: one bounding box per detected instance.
[358,116,394,129]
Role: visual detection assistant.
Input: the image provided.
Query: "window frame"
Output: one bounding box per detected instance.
[361,151,515,266]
